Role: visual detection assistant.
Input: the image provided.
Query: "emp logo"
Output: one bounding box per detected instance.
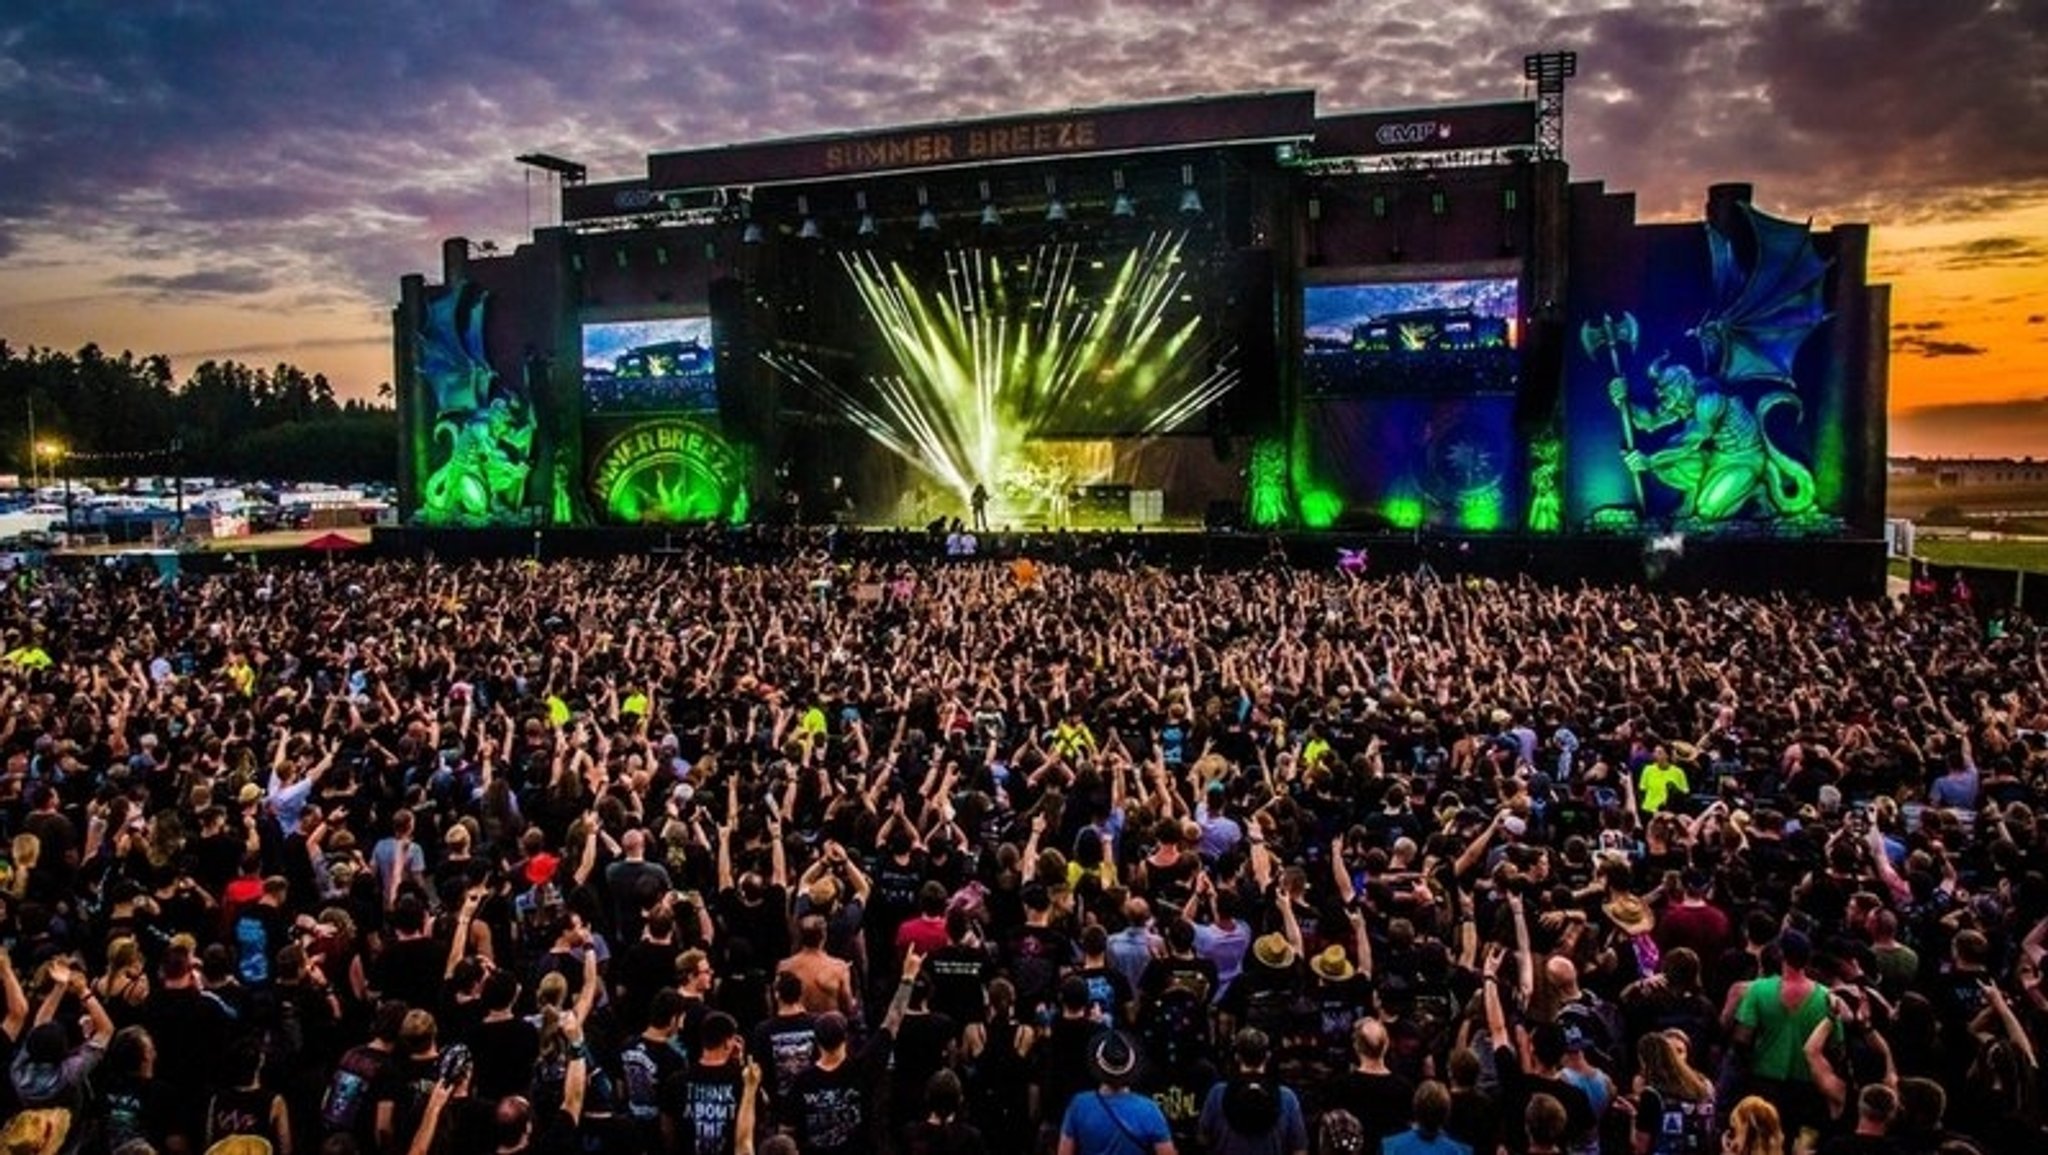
[1375,121,1449,146]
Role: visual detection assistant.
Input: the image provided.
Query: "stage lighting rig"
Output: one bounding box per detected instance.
[515,153,587,184]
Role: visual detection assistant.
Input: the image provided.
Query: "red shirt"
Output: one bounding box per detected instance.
[1656,900,1732,962]
[895,914,949,959]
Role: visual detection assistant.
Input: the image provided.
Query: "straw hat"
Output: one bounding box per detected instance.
[206,1139,276,1155]
[1603,894,1656,936]
[0,1110,71,1155]
[1252,932,1297,969]
[1310,944,1355,982]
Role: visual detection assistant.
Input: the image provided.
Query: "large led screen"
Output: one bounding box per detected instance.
[1304,278,1519,396]
[581,318,718,416]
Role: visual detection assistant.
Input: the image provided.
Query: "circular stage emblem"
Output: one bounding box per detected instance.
[588,419,747,524]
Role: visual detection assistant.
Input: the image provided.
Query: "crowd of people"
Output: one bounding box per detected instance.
[0,543,2043,1155]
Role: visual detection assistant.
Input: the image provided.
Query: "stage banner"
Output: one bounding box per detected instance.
[647,91,1315,190]
[1303,395,1521,532]
[1563,198,1847,536]
[1312,101,1536,159]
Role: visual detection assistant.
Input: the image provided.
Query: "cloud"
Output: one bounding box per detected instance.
[1894,397,2048,459]
[168,334,388,362]
[1893,321,1947,332]
[0,0,2043,396]
[1892,334,1988,358]
[2029,314,2046,325]
[108,266,276,295]
[1938,235,2048,269]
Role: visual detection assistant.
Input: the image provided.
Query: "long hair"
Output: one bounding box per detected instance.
[1728,1096,1786,1155]
[1637,1031,1712,1102]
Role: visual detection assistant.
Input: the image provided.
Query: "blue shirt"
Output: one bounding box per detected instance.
[1382,1127,1473,1155]
[1062,1088,1172,1155]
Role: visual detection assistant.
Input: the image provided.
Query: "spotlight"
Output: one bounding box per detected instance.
[979,179,1000,228]
[1044,176,1067,224]
[1178,164,1202,216]
[797,194,821,240]
[1111,170,1135,218]
[856,191,877,238]
[917,185,939,232]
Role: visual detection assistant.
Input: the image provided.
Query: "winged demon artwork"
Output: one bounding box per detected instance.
[1588,203,1830,528]
[416,281,536,526]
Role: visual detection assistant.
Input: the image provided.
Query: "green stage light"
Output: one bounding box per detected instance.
[1383,495,1425,530]
[1299,488,1343,529]
[1457,491,1503,532]
[1247,439,1290,527]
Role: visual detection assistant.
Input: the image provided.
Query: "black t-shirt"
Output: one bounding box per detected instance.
[902,1118,990,1155]
[1002,925,1071,1011]
[102,1073,177,1152]
[924,943,992,1025]
[789,1033,893,1155]
[678,1058,747,1155]
[1319,1069,1416,1138]
[373,936,445,1011]
[748,1010,820,1115]
[1494,1044,1597,1154]
[469,1015,542,1102]
[618,1032,692,1129]
[615,938,681,1034]
[890,1009,958,1115]
[372,1054,441,1146]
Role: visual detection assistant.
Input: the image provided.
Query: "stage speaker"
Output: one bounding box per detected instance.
[1205,500,1242,532]
[1514,315,1568,433]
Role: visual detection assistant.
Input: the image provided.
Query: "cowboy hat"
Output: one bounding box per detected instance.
[1603,894,1656,936]
[0,1110,71,1155]
[1252,932,1297,970]
[1310,945,1355,982]
[1086,1029,1144,1086]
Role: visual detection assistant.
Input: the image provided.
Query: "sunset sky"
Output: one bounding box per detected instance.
[0,0,2042,457]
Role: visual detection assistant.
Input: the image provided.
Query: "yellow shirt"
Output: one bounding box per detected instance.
[1638,761,1689,812]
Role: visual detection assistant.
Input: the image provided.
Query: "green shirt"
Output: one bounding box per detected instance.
[1735,976,1832,1082]
[1638,761,1689,812]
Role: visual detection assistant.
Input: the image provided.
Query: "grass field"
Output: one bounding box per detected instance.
[1908,539,2048,573]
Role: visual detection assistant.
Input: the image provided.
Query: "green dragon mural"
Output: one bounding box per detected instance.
[415,282,537,526]
[1590,203,1829,529]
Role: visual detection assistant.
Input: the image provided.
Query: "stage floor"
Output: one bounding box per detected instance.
[370,523,1889,598]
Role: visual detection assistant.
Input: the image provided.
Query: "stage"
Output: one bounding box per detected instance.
[369,524,1888,598]
[391,83,1890,603]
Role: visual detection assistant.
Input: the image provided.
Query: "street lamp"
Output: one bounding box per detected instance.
[37,442,70,542]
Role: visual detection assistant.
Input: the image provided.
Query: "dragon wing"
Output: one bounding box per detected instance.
[1695,203,1830,388]
[417,281,496,415]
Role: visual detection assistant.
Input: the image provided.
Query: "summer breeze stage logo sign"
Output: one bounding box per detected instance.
[588,419,748,525]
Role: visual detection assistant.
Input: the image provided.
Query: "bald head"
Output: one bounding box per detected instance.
[622,828,646,857]
[1354,1018,1390,1062]
[1545,955,1579,993]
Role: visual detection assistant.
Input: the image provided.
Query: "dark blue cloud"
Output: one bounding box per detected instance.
[0,0,2040,322]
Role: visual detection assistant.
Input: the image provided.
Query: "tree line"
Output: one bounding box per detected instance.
[0,340,397,484]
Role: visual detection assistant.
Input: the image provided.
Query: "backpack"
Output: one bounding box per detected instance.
[1316,1109,1367,1155]
[1141,986,1212,1070]
[1639,1087,1716,1154]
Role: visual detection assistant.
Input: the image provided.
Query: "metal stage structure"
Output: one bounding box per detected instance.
[390,65,1888,594]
